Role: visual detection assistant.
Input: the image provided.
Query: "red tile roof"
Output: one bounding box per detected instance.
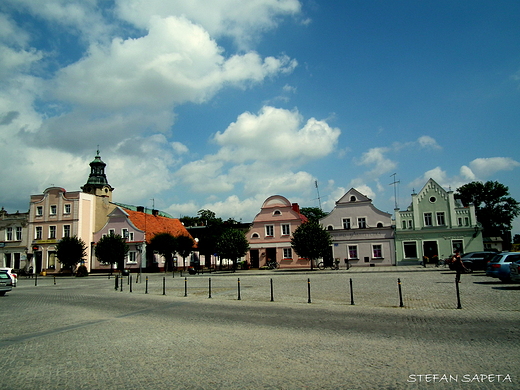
[123,208,193,244]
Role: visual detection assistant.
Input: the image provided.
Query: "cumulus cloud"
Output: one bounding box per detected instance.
[468,157,520,178]
[355,147,397,178]
[417,135,442,150]
[214,106,340,163]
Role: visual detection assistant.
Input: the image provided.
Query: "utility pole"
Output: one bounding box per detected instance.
[389,173,400,210]
[315,180,322,211]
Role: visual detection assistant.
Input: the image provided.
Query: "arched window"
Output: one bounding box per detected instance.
[376,222,383,228]
[251,233,260,238]
[327,225,334,231]
[273,210,281,216]
[350,196,356,202]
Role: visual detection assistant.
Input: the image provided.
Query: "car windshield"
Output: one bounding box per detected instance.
[489,255,502,263]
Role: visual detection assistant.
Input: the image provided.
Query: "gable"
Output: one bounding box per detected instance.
[336,188,371,204]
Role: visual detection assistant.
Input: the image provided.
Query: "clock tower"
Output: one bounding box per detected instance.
[81,150,115,231]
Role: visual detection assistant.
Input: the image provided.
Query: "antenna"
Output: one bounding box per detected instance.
[151,198,155,209]
[389,173,400,209]
[315,180,322,210]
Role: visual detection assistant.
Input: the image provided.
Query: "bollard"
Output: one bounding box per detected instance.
[163,277,166,295]
[54,276,56,285]
[115,275,119,290]
[455,278,462,309]
[35,272,38,287]
[307,278,311,303]
[349,278,354,305]
[270,278,274,302]
[120,275,123,292]
[397,278,404,307]
[237,278,241,300]
[208,277,212,298]
[145,276,148,294]
[184,277,188,297]
[129,275,133,293]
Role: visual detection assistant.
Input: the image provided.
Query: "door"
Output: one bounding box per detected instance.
[423,241,438,264]
[250,249,259,268]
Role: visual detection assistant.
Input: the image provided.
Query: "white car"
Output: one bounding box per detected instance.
[0,268,17,287]
[0,271,13,296]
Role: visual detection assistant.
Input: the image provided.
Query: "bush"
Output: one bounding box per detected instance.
[76,265,89,277]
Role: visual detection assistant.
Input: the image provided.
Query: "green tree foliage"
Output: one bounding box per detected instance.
[176,235,195,269]
[300,207,328,223]
[56,235,87,272]
[149,233,177,272]
[291,221,332,270]
[215,228,249,271]
[456,181,520,245]
[95,233,129,271]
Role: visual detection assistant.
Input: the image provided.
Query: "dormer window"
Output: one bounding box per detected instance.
[273,210,281,216]
[350,196,356,202]
[251,233,260,238]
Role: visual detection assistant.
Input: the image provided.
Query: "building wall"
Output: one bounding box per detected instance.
[394,179,484,264]
[320,188,395,267]
[0,209,30,270]
[246,195,307,268]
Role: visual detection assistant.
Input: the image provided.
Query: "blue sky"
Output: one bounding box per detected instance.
[1,0,519,233]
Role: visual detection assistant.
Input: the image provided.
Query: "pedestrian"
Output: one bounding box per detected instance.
[452,250,467,283]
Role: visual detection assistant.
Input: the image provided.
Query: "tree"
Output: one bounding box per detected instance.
[149,233,177,272]
[177,235,195,270]
[94,233,129,272]
[456,181,520,248]
[300,207,328,223]
[215,228,249,271]
[291,221,332,270]
[56,236,87,273]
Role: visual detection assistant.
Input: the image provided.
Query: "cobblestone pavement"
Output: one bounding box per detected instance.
[1,266,519,389]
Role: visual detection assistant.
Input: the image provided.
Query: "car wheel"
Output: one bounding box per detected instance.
[0,292,5,296]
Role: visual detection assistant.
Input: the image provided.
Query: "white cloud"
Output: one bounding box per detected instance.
[417,135,441,150]
[469,157,520,178]
[355,147,397,178]
[214,106,340,163]
[115,0,302,49]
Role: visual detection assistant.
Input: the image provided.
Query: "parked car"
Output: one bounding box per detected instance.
[0,267,17,286]
[509,260,520,283]
[486,252,520,282]
[459,251,497,272]
[0,270,13,296]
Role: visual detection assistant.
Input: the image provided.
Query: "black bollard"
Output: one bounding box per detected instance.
[237,278,241,300]
[307,278,311,303]
[120,275,123,292]
[129,275,133,293]
[455,278,462,309]
[350,278,354,305]
[208,277,212,298]
[398,278,404,307]
[270,278,274,302]
[35,272,38,287]
[163,277,166,295]
[54,276,56,285]
[184,277,188,297]
[145,276,148,294]
[115,275,119,290]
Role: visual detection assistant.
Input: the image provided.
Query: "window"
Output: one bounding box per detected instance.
[35,227,42,240]
[348,245,358,259]
[36,206,43,216]
[342,218,351,229]
[464,217,469,226]
[108,229,115,235]
[424,213,432,226]
[358,217,366,229]
[122,228,129,239]
[372,244,383,258]
[376,222,383,228]
[402,221,407,229]
[50,205,57,215]
[458,217,463,226]
[251,233,259,238]
[350,196,356,202]
[63,225,71,238]
[436,212,445,226]
[452,240,463,254]
[128,232,134,241]
[16,227,22,241]
[283,248,292,259]
[281,224,290,236]
[49,226,56,239]
[408,220,413,229]
[64,204,71,214]
[403,242,417,258]
[265,225,274,237]
[273,210,281,216]
[126,252,137,264]
[6,227,13,241]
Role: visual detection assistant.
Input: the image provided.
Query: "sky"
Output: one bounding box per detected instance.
[1,0,520,234]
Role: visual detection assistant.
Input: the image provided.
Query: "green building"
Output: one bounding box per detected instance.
[394,178,484,265]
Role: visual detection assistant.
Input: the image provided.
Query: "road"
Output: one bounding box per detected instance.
[1,268,519,389]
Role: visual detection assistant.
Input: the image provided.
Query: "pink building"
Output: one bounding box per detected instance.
[246,195,308,269]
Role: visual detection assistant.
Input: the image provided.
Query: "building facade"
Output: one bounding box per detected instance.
[246,195,308,269]
[0,208,29,270]
[320,188,395,267]
[28,187,95,273]
[394,178,484,264]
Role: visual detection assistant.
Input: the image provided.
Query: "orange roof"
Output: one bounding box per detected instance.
[123,208,193,244]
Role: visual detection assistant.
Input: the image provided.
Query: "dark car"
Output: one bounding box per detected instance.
[459,251,497,272]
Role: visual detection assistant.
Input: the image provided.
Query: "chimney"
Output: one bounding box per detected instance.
[292,203,300,214]
[137,206,144,213]
[152,209,159,217]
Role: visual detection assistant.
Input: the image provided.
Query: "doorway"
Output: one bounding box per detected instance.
[423,241,438,264]
[250,249,259,268]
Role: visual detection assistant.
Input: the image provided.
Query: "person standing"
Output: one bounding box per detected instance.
[452,251,467,283]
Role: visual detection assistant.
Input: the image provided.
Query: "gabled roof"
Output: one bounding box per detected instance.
[122,207,193,244]
[336,188,371,204]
